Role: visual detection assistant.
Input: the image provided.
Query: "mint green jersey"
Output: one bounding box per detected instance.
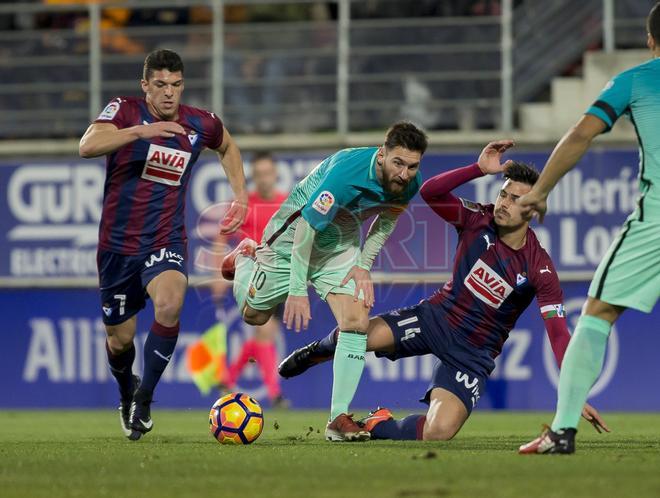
[261,147,421,256]
[586,57,660,220]
[585,58,660,311]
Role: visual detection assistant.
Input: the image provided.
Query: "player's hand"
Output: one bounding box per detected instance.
[136,121,186,139]
[220,200,248,234]
[341,265,374,308]
[581,403,610,434]
[477,139,515,175]
[284,295,312,333]
[517,188,549,223]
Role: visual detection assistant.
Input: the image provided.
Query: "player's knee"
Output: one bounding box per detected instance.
[153,296,183,325]
[422,422,459,441]
[105,332,133,353]
[582,297,622,323]
[338,314,370,333]
[243,307,270,326]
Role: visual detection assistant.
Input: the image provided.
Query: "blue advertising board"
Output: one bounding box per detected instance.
[1,148,657,411]
[1,283,658,410]
[0,148,641,280]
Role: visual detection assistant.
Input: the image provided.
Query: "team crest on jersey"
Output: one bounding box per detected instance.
[97,100,120,120]
[187,130,198,146]
[312,191,335,215]
[460,198,481,212]
[142,144,191,186]
[464,259,513,309]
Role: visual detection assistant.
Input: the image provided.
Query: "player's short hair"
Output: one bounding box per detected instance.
[648,2,660,44]
[143,49,184,80]
[251,151,275,165]
[384,121,428,154]
[503,161,539,186]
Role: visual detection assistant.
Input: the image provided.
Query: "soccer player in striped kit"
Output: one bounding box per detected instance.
[79,49,248,440]
[519,2,660,454]
[279,140,608,441]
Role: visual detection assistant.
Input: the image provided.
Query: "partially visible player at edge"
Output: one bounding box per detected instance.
[222,122,427,441]
[279,141,608,441]
[79,49,248,440]
[518,3,660,454]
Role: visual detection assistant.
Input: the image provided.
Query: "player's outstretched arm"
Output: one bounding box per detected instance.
[214,127,248,234]
[79,121,186,158]
[518,115,606,223]
[476,139,515,174]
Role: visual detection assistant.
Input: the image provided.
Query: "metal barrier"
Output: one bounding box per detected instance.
[0,0,650,141]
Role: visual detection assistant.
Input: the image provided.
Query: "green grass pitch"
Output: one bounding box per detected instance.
[2,410,660,498]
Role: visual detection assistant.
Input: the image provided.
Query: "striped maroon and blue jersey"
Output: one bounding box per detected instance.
[421,164,567,361]
[94,96,223,255]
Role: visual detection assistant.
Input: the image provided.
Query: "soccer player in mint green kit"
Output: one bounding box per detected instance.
[519,2,660,455]
[222,122,428,441]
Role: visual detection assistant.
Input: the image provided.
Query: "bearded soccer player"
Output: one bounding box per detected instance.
[518,2,660,455]
[222,122,427,440]
[79,49,248,440]
[279,141,608,441]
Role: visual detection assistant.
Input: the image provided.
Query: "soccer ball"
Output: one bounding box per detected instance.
[209,393,264,445]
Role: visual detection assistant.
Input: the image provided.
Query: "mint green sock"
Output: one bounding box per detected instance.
[551,315,611,431]
[232,255,255,311]
[330,331,367,421]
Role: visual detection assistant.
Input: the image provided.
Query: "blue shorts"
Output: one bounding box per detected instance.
[377,302,490,414]
[97,244,187,325]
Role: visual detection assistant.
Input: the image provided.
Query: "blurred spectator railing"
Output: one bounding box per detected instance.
[0,0,651,141]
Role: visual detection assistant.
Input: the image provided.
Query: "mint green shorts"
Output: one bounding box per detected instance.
[588,196,660,313]
[245,244,361,311]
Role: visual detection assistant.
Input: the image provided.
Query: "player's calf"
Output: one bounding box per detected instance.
[361,410,426,441]
[422,423,459,441]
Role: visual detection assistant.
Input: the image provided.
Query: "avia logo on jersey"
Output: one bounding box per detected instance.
[464,259,514,308]
[311,191,335,215]
[141,144,191,186]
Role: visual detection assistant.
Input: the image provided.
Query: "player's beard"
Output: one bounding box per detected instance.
[384,171,407,194]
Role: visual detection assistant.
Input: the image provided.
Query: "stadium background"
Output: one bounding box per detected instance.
[1,0,658,414]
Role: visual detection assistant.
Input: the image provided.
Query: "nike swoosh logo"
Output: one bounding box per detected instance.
[139,418,153,429]
[154,350,172,362]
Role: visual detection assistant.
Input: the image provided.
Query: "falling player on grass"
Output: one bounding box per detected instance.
[279,140,608,441]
